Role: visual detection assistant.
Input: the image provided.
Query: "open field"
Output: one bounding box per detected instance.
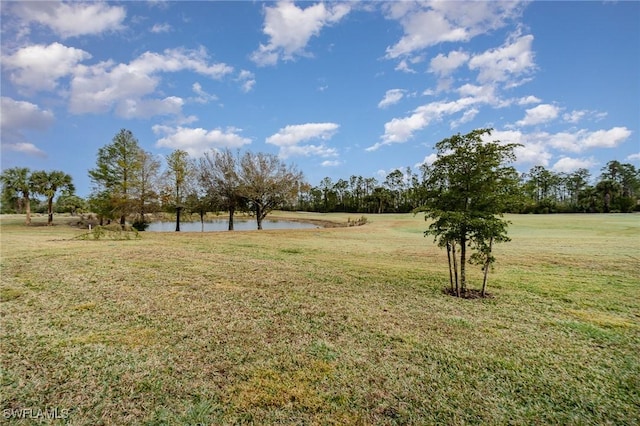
[1,212,639,425]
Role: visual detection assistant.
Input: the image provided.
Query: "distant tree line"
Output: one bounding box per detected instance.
[2,128,638,227]
[300,160,639,214]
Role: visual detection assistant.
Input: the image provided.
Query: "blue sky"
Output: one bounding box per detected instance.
[1,1,638,197]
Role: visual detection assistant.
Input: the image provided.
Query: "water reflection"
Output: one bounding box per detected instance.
[146,219,318,232]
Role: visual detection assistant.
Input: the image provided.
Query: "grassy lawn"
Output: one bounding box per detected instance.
[1,212,639,425]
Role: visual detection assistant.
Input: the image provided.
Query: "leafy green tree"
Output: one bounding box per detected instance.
[199,149,244,230]
[0,167,33,224]
[239,152,303,230]
[88,190,114,225]
[29,170,74,225]
[164,149,194,232]
[417,129,521,297]
[89,129,143,226]
[132,150,161,228]
[56,194,87,216]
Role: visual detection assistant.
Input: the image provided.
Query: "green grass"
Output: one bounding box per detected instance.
[1,212,639,425]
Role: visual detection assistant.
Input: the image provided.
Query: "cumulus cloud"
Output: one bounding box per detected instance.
[626,152,640,162]
[153,125,251,156]
[114,96,184,119]
[69,47,233,118]
[583,127,632,149]
[385,1,525,59]
[517,95,541,105]
[2,42,91,92]
[150,23,172,33]
[487,127,633,169]
[191,82,218,104]
[552,157,596,173]
[10,1,126,38]
[370,97,480,150]
[545,127,632,152]
[236,70,256,93]
[416,153,439,169]
[251,1,350,66]
[428,50,469,76]
[378,89,405,109]
[516,103,560,126]
[562,109,607,124]
[1,97,54,157]
[487,129,553,167]
[468,33,536,85]
[266,122,339,159]
[2,142,47,158]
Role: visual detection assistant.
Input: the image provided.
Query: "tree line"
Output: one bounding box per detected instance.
[2,128,639,229]
[300,160,639,215]
[2,129,303,230]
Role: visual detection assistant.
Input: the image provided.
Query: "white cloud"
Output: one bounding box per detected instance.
[626,152,640,162]
[486,129,552,167]
[321,160,341,167]
[266,122,339,146]
[114,96,184,119]
[69,47,233,117]
[378,89,405,109]
[266,122,339,159]
[127,47,233,78]
[546,128,632,153]
[428,50,469,76]
[516,104,560,126]
[151,23,172,33]
[416,153,439,168]
[236,70,256,93]
[395,59,417,74]
[1,97,55,131]
[552,157,596,173]
[468,33,536,85]
[191,82,217,104]
[11,1,126,38]
[371,96,480,150]
[2,142,47,158]
[385,1,525,59]
[0,97,54,157]
[583,127,632,149]
[251,1,350,66]
[153,125,251,156]
[3,42,91,92]
[517,95,541,105]
[450,108,479,128]
[562,109,607,124]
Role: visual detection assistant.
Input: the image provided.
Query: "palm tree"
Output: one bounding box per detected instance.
[0,167,33,224]
[29,170,74,225]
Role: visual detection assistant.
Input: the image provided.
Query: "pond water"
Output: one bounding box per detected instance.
[146,219,319,232]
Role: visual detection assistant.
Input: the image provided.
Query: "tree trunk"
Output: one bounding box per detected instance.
[175,206,182,232]
[200,210,205,232]
[452,243,459,297]
[228,206,235,231]
[481,237,493,297]
[47,196,54,226]
[256,205,263,230]
[25,196,32,225]
[460,235,467,294]
[446,242,454,292]
[120,214,126,227]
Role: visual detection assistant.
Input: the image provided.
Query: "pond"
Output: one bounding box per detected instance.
[146,219,319,232]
